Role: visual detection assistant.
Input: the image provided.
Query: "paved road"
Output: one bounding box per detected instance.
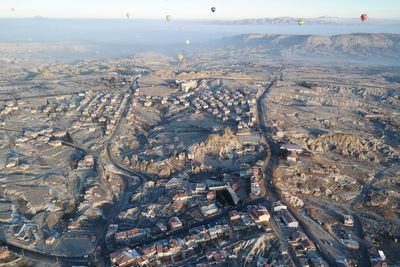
[257,79,341,267]
[352,213,371,267]
[257,80,302,267]
[96,81,152,265]
[0,240,90,266]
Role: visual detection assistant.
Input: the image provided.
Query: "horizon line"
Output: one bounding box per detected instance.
[1,16,400,21]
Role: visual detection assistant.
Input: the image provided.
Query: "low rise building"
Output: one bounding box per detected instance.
[165,177,183,189]
[279,209,299,228]
[250,205,270,223]
[344,215,354,227]
[229,210,241,221]
[169,217,183,230]
[280,143,303,153]
[200,204,219,217]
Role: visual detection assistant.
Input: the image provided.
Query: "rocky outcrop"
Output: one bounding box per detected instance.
[292,132,399,163]
[130,157,183,178]
[190,127,243,161]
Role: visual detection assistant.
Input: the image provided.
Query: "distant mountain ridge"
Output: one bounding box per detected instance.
[221,33,400,65]
[211,17,400,25]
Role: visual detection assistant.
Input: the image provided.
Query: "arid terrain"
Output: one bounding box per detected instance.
[0,33,399,267]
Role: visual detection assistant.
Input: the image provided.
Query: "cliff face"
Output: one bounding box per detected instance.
[222,33,400,65]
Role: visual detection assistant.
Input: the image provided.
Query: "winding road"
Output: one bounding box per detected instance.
[257,79,344,267]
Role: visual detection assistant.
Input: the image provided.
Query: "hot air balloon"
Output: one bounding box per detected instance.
[361,14,368,22]
[126,12,131,19]
[298,18,305,26]
[166,15,172,22]
[185,40,190,45]
[211,7,216,13]
[178,54,184,63]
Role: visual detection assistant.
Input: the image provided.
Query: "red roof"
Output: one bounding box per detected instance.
[191,209,202,219]
[115,254,135,267]
[115,232,127,239]
[110,247,130,263]
[126,228,140,236]
[213,252,225,262]
[142,247,156,255]
[173,201,184,209]
[172,193,188,202]
[169,217,182,228]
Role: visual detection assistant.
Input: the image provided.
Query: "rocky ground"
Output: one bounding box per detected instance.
[265,64,400,264]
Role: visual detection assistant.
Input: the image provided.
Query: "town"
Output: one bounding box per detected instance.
[0,44,399,267]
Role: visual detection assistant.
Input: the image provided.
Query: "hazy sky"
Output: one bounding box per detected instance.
[1,0,400,20]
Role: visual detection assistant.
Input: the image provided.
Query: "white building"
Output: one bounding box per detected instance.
[200,204,219,217]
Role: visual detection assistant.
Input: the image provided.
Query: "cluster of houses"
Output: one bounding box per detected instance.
[162,176,241,216]
[289,230,321,267]
[10,89,135,140]
[110,223,232,266]
[109,203,272,267]
[2,128,70,171]
[12,127,68,149]
[115,228,149,244]
[249,162,265,198]
[107,157,271,255]
[77,154,95,170]
[272,202,330,267]
[0,100,20,116]
[190,85,258,131]
[128,81,258,135]
[70,91,129,136]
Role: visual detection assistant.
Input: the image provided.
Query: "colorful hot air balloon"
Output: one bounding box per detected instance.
[166,15,172,22]
[185,40,190,45]
[178,53,184,62]
[126,12,131,19]
[298,18,305,26]
[361,14,368,22]
[211,7,216,13]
